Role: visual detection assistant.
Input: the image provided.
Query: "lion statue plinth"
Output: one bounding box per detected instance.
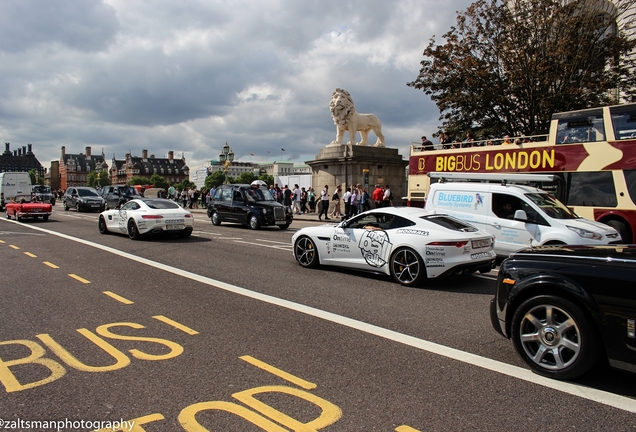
[329,88,385,147]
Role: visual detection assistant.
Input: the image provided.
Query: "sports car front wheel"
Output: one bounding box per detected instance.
[98,216,109,234]
[511,295,600,380]
[127,219,141,240]
[294,236,319,268]
[390,247,425,286]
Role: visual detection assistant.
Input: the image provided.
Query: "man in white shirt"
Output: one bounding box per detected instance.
[318,185,330,221]
[292,184,302,215]
[382,185,392,207]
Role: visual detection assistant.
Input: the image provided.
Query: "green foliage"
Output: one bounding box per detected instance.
[127,176,152,186]
[149,173,169,189]
[27,169,39,185]
[87,171,110,188]
[258,174,274,186]
[407,0,636,139]
[205,170,230,189]
[235,172,257,184]
[173,179,196,191]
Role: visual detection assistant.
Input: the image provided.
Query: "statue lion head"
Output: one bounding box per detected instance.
[330,88,355,128]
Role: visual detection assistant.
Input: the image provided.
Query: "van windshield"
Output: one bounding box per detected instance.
[33,185,51,194]
[525,193,578,219]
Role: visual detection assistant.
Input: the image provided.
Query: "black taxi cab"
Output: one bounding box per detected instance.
[207,183,293,229]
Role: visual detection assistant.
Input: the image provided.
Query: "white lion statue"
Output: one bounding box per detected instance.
[329,88,385,147]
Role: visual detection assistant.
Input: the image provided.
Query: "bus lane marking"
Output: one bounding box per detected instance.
[68,274,91,284]
[103,291,134,305]
[10,222,636,414]
[240,355,316,390]
[152,315,199,335]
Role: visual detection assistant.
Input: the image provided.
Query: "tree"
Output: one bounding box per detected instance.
[87,171,110,188]
[27,169,41,185]
[149,173,169,190]
[258,174,274,186]
[235,172,257,184]
[407,0,636,139]
[205,171,230,189]
[127,176,152,186]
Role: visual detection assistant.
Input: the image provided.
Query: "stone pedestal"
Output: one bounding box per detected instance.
[306,144,407,201]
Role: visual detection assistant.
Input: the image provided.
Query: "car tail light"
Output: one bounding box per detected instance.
[142,215,163,219]
[184,214,193,218]
[426,241,468,248]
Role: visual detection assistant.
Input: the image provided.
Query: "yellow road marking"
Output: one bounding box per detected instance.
[0,239,5,243]
[9,245,19,249]
[103,291,134,305]
[396,426,421,432]
[43,261,59,269]
[240,355,317,390]
[68,274,90,284]
[153,315,199,335]
[24,252,37,258]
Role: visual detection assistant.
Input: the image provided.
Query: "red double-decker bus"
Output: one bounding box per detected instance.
[407,103,636,242]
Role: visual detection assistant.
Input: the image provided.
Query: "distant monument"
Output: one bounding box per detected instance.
[328,88,385,147]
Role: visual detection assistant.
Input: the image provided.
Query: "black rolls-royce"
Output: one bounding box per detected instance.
[491,245,636,380]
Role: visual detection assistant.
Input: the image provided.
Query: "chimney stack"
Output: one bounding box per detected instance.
[61,146,66,158]
[22,146,26,155]
[168,151,174,162]
[142,149,148,160]
[3,143,9,155]
[27,144,33,154]
[86,146,92,158]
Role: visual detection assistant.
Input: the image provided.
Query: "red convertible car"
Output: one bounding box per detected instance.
[5,195,53,221]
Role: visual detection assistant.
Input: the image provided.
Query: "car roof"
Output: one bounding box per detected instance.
[365,206,437,218]
[512,245,636,261]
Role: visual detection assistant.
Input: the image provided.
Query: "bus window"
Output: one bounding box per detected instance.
[567,172,617,207]
[555,110,605,144]
[610,105,636,140]
[625,170,636,204]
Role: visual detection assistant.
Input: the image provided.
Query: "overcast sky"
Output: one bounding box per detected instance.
[0,0,474,171]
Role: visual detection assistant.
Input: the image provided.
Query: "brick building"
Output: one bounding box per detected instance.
[109,150,189,185]
[59,146,108,190]
[0,142,45,178]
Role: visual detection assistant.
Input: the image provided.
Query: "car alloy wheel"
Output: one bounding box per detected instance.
[294,235,319,268]
[390,247,425,286]
[64,201,69,211]
[511,295,600,380]
[211,212,221,226]
[76,203,81,212]
[98,216,109,234]
[127,219,141,240]
[249,214,261,230]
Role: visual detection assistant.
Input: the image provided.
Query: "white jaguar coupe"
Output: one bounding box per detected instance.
[292,207,495,286]
[98,198,194,240]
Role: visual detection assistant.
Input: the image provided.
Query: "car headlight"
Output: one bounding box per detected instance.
[567,225,602,240]
[262,208,268,214]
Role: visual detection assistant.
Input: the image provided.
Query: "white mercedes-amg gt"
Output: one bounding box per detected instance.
[98,198,194,240]
[292,207,495,286]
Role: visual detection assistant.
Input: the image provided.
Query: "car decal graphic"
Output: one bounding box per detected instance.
[358,230,392,268]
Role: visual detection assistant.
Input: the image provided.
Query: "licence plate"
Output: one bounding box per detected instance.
[275,221,287,225]
[166,224,185,230]
[472,239,490,249]
[91,204,100,207]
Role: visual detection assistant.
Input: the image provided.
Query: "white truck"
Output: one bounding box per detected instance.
[0,172,32,211]
[424,173,622,257]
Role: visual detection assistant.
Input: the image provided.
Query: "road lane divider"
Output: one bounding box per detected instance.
[8,222,636,414]
[68,274,91,284]
[9,245,19,249]
[103,291,134,305]
[152,315,199,335]
[24,252,37,257]
[43,261,59,269]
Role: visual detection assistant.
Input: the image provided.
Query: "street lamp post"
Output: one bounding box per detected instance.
[218,141,235,185]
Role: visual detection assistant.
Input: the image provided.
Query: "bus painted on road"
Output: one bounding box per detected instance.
[407,103,636,243]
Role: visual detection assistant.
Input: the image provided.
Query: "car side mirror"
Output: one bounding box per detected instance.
[514,209,528,222]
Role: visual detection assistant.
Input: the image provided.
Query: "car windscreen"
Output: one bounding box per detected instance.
[145,200,180,210]
[245,187,275,202]
[77,188,99,197]
[525,193,578,219]
[421,214,478,232]
[120,187,139,195]
[33,186,51,193]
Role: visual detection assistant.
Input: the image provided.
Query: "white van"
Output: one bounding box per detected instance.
[424,179,621,256]
[0,172,32,211]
